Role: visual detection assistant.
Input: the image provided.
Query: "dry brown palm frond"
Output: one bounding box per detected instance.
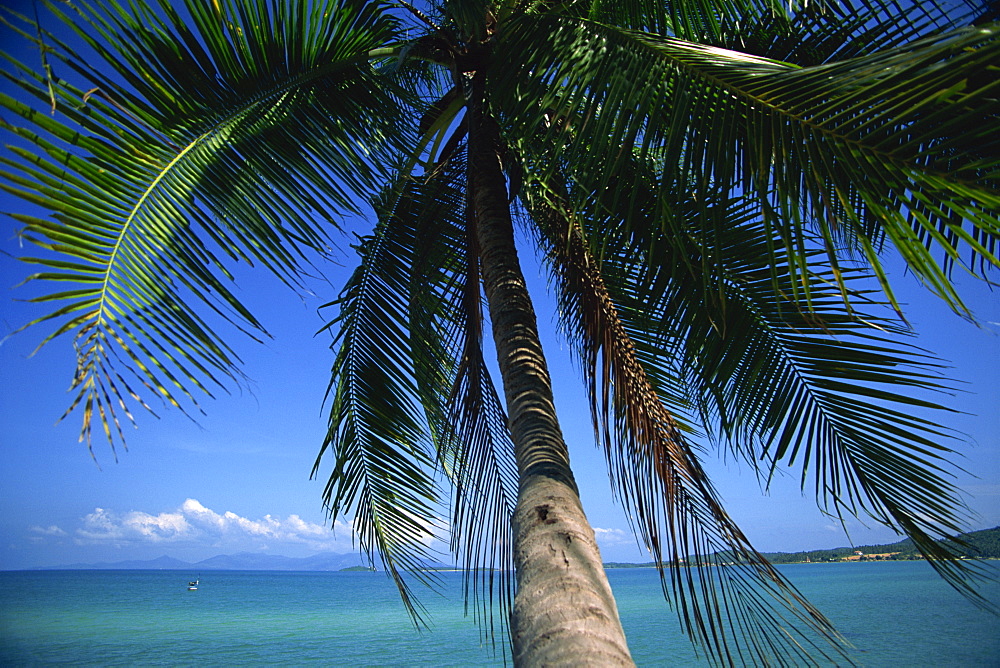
[532,194,851,665]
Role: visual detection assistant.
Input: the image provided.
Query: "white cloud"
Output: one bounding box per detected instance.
[181,498,227,531]
[593,527,631,546]
[77,507,126,542]
[123,510,191,541]
[64,499,358,553]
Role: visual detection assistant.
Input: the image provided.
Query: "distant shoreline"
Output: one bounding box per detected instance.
[10,526,997,572]
[603,525,1000,568]
[604,556,999,569]
[6,557,998,574]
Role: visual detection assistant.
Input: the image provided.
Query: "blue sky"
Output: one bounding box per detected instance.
[2,217,998,570]
[0,1,998,571]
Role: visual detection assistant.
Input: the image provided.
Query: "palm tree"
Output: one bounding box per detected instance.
[2,0,997,664]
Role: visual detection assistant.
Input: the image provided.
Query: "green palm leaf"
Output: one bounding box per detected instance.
[1,0,406,453]
[524,179,851,665]
[554,123,985,567]
[584,171,985,601]
[670,225,982,597]
[315,190,444,622]
[317,150,518,631]
[578,0,972,41]
[493,16,999,313]
[408,161,519,639]
[4,0,995,664]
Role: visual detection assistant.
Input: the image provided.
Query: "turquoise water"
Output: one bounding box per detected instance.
[1,562,998,666]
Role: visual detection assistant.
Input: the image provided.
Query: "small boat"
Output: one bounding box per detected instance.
[187,577,199,591]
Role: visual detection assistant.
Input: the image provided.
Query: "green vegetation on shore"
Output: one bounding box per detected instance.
[605,526,1000,568]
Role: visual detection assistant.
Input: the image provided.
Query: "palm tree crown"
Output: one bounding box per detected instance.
[2,0,997,664]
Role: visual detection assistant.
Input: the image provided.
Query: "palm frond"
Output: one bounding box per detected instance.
[564,115,984,575]
[532,0,975,47]
[0,0,406,453]
[524,180,852,666]
[493,16,1000,314]
[434,189,518,642]
[393,153,519,639]
[575,158,987,606]
[317,150,518,633]
[712,0,963,64]
[666,222,986,601]
[315,196,445,622]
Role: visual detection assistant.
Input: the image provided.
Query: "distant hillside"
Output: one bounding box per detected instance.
[35,527,999,571]
[605,526,1000,568]
[37,551,368,572]
[53,555,194,571]
[36,551,455,572]
[189,551,369,571]
[759,525,1000,564]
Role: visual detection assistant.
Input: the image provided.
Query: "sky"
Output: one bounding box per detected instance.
[1,2,998,573]
[2,219,998,570]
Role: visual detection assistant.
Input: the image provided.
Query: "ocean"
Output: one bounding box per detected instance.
[1,561,998,666]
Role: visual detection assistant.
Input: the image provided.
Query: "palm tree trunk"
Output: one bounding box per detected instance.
[466,76,635,667]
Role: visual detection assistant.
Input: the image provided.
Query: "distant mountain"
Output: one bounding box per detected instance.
[193,551,368,571]
[37,526,998,571]
[51,555,194,571]
[37,551,368,572]
[35,551,455,572]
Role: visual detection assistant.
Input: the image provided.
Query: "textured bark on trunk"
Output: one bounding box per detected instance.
[466,77,635,667]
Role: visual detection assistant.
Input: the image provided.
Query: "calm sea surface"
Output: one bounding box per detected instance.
[1,561,998,666]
